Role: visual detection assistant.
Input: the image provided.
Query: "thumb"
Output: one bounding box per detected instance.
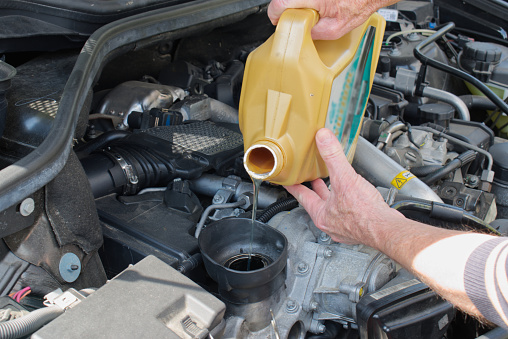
[315,128,356,184]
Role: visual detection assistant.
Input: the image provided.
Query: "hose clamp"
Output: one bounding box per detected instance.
[110,152,139,195]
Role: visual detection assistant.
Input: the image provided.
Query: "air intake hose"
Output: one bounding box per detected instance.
[80,121,244,197]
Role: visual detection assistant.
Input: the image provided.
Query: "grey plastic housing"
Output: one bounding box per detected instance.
[32,256,226,339]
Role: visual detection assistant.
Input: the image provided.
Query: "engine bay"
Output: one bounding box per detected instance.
[0,0,508,338]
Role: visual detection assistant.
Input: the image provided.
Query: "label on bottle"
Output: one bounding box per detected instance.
[325,26,376,159]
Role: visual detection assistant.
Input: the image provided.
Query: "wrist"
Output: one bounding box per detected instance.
[359,204,407,250]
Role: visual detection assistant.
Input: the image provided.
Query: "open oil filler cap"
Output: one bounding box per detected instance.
[198,218,288,304]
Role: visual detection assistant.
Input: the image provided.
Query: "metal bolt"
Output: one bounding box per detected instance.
[213,195,224,204]
[323,248,333,258]
[406,32,421,41]
[19,198,35,217]
[317,324,326,333]
[310,301,319,311]
[389,46,401,56]
[455,198,464,207]
[319,232,330,242]
[297,262,308,274]
[286,299,298,313]
[467,175,479,186]
[443,186,457,197]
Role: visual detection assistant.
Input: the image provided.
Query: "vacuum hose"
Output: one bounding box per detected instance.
[257,197,299,223]
[410,165,443,177]
[0,306,63,339]
[75,130,131,158]
[422,150,476,185]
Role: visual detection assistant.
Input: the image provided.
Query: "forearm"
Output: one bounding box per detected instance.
[368,212,494,317]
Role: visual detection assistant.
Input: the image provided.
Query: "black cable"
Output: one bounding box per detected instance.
[497,120,508,132]
[410,165,443,177]
[177,253,203,274]
[75,130,131,158]
[452,27,508,47]
[413,23,508,115]
[443,37,460,65]
[459,95,498,111]
[490,109,504,130]
[422,150,476,185]
[257,197,299,223]
[405,123,420,149]
[390,200,500,235]
[367,97,379,120]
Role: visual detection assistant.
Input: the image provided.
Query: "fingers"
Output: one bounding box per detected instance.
[315,128,357,186]
[267,0,316,25]
[311,17,345,40]
[284,184,322,217]
[311,178,330,200]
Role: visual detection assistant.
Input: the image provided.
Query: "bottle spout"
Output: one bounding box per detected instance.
[244,141,284,181]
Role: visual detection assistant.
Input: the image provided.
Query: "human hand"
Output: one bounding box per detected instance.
[284,128,403,246]
[267,0,398,40]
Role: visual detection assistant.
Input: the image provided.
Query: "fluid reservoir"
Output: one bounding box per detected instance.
[239,9,385,185]
[460,41,508,136]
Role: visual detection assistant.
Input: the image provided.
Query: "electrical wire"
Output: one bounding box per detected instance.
[490,110,505,130]
[412,126,494,172]
[390,200,501,235]
[497,120,508,133]
[385,29,436,45]
[444,38,460,65]
[194,199,247,238]
[10,287,31,303]
[414,22,508,115]
[453,27,508,47]
[18,290,31,303]
[406,123,421,149]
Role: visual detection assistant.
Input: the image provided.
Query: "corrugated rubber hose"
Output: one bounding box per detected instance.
[0,306,63,339]
[257,197,299,223]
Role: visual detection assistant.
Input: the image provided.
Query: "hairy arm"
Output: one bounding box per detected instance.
[267,0,399,40]
[285,128,505,323]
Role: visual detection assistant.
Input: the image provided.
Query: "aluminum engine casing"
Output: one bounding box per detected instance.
[222,207,396,338]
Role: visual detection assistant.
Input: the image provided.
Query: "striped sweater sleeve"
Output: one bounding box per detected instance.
[464,237,508,328]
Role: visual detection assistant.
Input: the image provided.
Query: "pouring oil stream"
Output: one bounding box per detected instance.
[247,177,262,271]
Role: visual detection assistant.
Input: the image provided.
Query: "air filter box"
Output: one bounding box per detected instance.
[32,256,226,339]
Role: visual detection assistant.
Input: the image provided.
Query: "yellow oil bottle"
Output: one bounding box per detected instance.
[239,9,385,185]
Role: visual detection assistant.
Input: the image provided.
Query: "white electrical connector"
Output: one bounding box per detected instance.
[43,288,87,310]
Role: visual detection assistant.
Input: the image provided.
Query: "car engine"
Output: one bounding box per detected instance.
[0,0,507,338]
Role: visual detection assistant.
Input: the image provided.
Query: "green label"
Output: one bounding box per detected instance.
[325,26,376,157]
